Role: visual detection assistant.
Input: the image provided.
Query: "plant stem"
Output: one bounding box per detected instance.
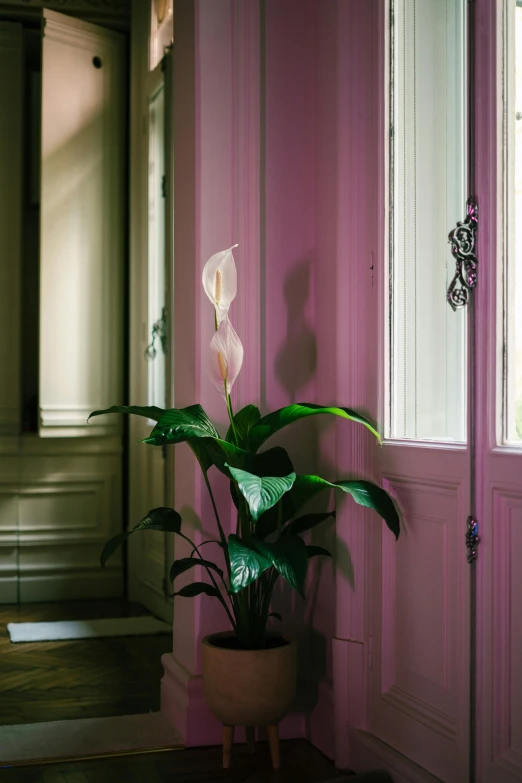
[203,473,228,567]
[225,384,239,446]
[202,472,240,625]
[176,532,237,632]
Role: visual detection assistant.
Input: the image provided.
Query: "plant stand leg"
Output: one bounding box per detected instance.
[267,724,280,770]
[223,725,234,769]
[245,726,255,754]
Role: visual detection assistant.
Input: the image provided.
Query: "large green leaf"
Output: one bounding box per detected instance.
[257,475,399,540]
[170,557,223,582]
[284,511,336,537]
[143,405,219,446]
[228,534,271,592]
[174,582,223,599]
[227,465,296,522]
[88,405,165,422]
[100,507,181,567]
[226,404,261,449]
[255,536,309,597]
[248,403,381,452]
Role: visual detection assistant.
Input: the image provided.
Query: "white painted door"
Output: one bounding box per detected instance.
[39,10,124,438]
[0,11,125,604]
[369,2,471,781]
[127,0,174,621]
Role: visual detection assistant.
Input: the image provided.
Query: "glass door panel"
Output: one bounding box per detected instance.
[389,0,467,441]
[505,1,522,442]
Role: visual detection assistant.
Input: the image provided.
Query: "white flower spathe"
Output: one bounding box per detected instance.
[202,244,238,325]
[209,316,244,398]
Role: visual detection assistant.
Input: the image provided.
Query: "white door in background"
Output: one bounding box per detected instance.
[0,11,125,604]
[127,0,174,621]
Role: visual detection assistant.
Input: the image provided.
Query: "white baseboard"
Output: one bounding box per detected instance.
[0,571,123,604]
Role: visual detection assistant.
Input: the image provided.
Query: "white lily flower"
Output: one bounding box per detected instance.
[209,317,244,398]
[202,244,238,325]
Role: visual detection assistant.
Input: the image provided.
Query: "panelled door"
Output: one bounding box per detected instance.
[127,0,174,621]
[370,3,522,783]
[477,2,522,781]
[369,2,471,781]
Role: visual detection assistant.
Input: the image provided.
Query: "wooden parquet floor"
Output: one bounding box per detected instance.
[3,740,352,783]
[0,599,172,725]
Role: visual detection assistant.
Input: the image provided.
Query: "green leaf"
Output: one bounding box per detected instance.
[284,511,336,537]
[226,404,261,450]
[88,405,165,422]
[256,475,399,541]
[169,557,223,582]
[268,612,282,622]
[248,403,381,452]
[306,545,333,559]
[255,536,309,597]
[228,534,271,592]
[143,405,220,446]
[173,582,223,599]
[187,438,213,474]
[227,465,296,522]
[291,475,400,539]
[100,507,181,568]
[205,439,294,478]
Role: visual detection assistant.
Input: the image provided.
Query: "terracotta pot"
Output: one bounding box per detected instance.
[201,631,297,727]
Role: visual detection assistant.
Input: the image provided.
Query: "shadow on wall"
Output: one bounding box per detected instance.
[269,258,355,715]
[274,259,317,402]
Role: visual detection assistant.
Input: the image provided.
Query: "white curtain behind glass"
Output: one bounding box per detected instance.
[390,0,467,441]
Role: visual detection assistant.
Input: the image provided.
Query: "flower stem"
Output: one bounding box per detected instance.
[224,381,239,446]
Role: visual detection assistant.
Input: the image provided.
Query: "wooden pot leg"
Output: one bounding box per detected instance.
[266,724,280,770]
[245,726,256,754]
[223,725,234,769]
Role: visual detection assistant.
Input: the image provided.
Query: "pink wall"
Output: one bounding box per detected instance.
[162,0,381,762]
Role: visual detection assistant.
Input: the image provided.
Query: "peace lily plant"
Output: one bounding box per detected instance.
[90,245,399,650]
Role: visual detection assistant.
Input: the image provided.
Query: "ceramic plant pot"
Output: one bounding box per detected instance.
[202,631,297,727]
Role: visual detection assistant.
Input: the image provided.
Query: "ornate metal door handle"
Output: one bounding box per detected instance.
[145,308,167,360]
[465,516,480,564]
[447,196,478,311]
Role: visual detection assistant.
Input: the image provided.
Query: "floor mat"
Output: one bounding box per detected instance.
[7,616,172,643]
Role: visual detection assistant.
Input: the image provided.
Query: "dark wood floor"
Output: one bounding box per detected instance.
[3,740,352,783]
[0,599,172,725]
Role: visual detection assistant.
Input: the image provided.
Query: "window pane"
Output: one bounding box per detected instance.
[505,2,522,442]
[389,0,467,441]
[148,84,166,411]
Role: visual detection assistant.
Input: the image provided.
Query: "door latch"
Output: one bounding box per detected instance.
[465,516,480,564]
[447,197,478,311]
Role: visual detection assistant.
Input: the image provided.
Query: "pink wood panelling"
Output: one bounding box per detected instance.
[264,0,333,756]
[264,0,316,413]
[472,1,522,781]
[163,0,308,746]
